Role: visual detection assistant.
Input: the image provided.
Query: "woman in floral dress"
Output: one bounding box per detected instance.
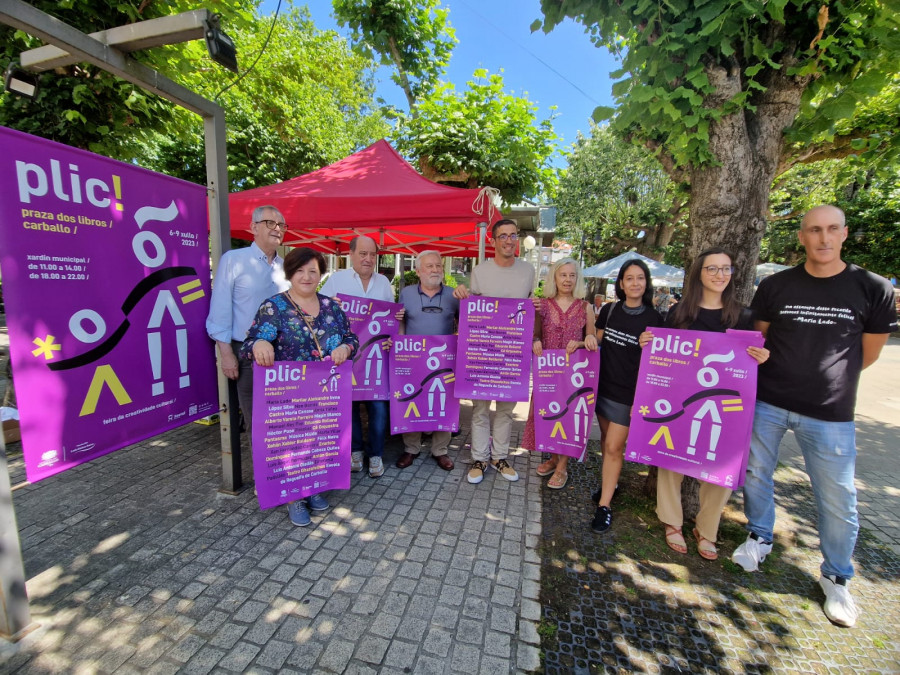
[522,258,598,489]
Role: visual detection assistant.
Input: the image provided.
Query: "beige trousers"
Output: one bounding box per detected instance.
[656,467,733,542]
[402,431,451,457]
[470,399,516,462]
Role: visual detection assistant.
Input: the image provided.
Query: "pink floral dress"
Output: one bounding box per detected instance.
[522,298,589,450]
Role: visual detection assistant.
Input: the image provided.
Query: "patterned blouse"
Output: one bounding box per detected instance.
[241,292,358,362]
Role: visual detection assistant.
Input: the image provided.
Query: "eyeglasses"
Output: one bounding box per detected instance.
[494,233,519,242]
[420,293,444,314]
[256,219,288,231]
[703,265,734,276]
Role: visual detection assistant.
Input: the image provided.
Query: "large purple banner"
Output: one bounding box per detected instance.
[533,349,600,459]
[455,296,534,401]
[252,361,351,509]
[337,294,401,401]
[626,328,764,488]
[389,335,460,434]
[0,127,217,482]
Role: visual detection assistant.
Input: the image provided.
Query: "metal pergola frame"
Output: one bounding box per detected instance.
[0,0,242,640]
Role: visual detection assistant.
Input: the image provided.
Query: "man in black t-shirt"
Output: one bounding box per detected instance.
[733,205,897,628]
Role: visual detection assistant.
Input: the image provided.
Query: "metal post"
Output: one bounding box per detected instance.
[477,222,487,264]
[0,435,37,640]
[205,112,243,494]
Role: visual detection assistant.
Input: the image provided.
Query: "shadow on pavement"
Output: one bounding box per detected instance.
[539,439,900,673]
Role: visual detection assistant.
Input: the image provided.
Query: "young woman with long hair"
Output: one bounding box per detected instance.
[591,259,664,533]
[646,247,769,559]
[523,258,598,489]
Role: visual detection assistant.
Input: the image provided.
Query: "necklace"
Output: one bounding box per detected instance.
[283,291,324,358]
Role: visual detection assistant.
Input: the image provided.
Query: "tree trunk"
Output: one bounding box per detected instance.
[688,59,809,304]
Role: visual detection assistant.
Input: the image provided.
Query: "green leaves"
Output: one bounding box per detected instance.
[395,71,559,203]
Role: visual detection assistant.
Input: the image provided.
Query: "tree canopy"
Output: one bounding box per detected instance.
[537,0,900,299]
[333,0,456,112]
[555,123,684,264]
[334,0,559,203]
[1,2,388,188]
[765,160,900,278]
[0,0,256,161]
[395,70,559,203]
[150,6,388,189]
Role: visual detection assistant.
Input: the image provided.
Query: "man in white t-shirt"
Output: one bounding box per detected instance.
[454,219,535,485]
[320,235,394,478]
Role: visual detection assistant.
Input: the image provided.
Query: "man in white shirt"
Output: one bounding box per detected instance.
[206,205,289,446]
[320,235,394,478]
[454,219,535,485]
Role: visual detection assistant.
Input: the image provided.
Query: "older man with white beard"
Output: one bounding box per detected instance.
[395,250,460,471]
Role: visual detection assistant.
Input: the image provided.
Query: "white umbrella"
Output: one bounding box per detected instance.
[756,262,791,277]
[583,252,684,285]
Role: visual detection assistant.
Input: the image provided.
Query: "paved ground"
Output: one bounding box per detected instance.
[0,319,898,673]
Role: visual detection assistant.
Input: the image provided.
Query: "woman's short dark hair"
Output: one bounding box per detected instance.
[614,259,654,306]
[284,247,326,279]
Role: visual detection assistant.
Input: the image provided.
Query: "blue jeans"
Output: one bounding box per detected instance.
[352,400,388,458]
[743,401,858,579]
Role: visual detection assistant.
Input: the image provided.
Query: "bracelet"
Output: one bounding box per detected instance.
[533,338,541,342]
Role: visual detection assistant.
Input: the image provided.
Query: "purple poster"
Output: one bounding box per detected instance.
[252,360,351,509]
[455,296,534,401]
[389,335,460,434]
[626,328,764,488]
[0,127,217,482]
[337,294,401,401]
[533,350,600,459]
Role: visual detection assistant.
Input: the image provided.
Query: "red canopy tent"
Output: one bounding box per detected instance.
[228,140,502,257]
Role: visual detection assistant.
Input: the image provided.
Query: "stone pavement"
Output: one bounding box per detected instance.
[0,327,898,673]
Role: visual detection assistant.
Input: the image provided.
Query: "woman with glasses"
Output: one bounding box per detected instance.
[523,258,598,489]
[591,259,664,534]
[241,247,359,527]
[648,247,768,559]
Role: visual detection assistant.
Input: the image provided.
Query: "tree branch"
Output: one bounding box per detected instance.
[776,134,863,177]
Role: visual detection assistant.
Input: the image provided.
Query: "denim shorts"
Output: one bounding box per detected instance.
[595,395,632,427]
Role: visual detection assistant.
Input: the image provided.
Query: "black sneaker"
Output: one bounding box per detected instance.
[591,505,613,533]
[591,484,618,505]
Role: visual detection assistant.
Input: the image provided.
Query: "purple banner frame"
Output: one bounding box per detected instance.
[626,328,764,488]
[533,349,600,459]
[455,296,534,401]
[0,127,217,482]
[389,334,460,434]
[252,360,351,509]
[337,294,401,401]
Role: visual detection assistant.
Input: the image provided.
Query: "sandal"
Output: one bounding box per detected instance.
[665,525,687,554]
[547,471,568,489]
[536,458,557,477]
[693,528,718,560]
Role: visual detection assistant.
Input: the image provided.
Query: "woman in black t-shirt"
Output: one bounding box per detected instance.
[590,259,664,534]
[645,248,768,559]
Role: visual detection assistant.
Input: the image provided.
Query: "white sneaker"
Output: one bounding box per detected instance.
[731,533,773,572]
[819,574,859,627]
[351,451,364,472]
[368,456,384,478]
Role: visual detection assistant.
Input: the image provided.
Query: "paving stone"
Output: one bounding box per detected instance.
[353,635,389,664]
[318,638,354,673]
[423,627,453,657]
[451,643,481,672]
[254,639,294,670]
[383,639,418,669]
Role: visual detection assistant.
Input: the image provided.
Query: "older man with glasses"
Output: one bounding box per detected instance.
[207,205,290,474]
[395,250,460,471]
[454,219,535,485]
